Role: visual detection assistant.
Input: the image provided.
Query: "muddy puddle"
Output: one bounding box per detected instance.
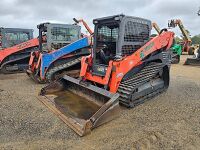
[51,91,100,120]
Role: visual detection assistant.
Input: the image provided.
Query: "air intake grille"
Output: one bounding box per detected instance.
[122,21,150,56]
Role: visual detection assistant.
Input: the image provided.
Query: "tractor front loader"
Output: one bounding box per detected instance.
[26,20,91,83]
[39,15,174,136]
[0,28,39,73]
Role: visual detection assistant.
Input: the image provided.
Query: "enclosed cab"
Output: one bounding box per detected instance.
[92,15,151,77]
[0,28,33,50]
[37,23,81,52]
[27,22,88,83]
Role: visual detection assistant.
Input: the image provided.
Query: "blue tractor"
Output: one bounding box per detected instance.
[27,19,92,83]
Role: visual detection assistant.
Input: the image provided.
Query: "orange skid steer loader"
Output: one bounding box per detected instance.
[39,15,174,136]
[0,28,38,73]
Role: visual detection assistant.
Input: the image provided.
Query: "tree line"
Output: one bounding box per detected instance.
[175,34,200,44]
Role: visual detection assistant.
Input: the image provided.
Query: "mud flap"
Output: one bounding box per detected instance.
[38,75,120,136]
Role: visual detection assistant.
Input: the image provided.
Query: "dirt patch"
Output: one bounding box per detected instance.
[0,55,200,149]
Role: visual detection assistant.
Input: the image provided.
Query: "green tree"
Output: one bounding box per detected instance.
[191,35,200,44]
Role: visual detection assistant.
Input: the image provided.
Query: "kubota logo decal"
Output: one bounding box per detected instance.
[17,42,31,49]
[140,42,154,59]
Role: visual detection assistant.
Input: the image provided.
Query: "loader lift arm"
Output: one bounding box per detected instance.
[0,38,39,64]
[152,22,161,34]
[39,37,91,79]
[152,22,182,64]
[168,19,191,42]
[73,18,93,35]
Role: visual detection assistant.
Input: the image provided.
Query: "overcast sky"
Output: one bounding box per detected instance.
[1,0,200,36]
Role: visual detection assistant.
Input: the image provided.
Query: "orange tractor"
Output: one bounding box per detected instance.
[39,15,174,136]
[0,28,39,73]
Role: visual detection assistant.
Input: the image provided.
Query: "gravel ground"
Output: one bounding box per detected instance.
[0,55,200,150]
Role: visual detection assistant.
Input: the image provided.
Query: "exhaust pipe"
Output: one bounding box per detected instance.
[38,75,120,136]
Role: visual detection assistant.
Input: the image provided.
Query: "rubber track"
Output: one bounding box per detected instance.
[171,53,179,64]
[0,55,30,74]
[118,62,165,107]
[45,57,82,82]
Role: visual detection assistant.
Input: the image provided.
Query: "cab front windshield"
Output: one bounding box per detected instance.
[51,27,79,42]
[5,32,30,47]
[95,23,119,65]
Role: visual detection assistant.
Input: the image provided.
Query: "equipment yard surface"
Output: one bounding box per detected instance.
[0,55,200,150]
